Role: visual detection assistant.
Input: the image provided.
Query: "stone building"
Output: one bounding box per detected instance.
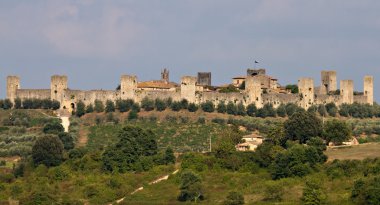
[5,68,374,113]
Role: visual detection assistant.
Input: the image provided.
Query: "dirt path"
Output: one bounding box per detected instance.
[111,169,179,204]
[77,125,89,147]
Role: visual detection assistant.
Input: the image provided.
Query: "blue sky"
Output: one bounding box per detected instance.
[0,0,379,102]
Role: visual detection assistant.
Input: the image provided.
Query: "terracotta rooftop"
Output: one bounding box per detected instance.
[232,76,247,79]
[137,80,178,89]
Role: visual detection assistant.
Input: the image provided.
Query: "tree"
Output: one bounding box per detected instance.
[351,177,380,205]
[43,121,64,134]
[51,100,60,110]
[257,104,276,118]
[284,111,323,144]
[94,100,104,113]
[116,100,129,113]
[276,104,287,117]
[201,101,214,113]
[105,100,115,113]
[141,97,155,111]
[246,104,257,117]
[170,101,182,111]
[32,135,64,167]
[286,84,299,93]
[155,98,167,111]
[285,103,303,116]
[323,119,351,145]
[188,103,198,112]
[325,102,338,117]
[318,105,327,117]
[236,103,246,116]
[76,101,86,117]
[86,104,94,113]
[178,171,204,202]
[3,99,13,109]
[58,132,74,150]
[219,84,239,93]
[226,101,237,115]
[180,99,189,109]
[14,98,22,109]
[217,101,227,113]
[102,126,158,172]
[224,191,245,205]
[163,147,176,164]
[301,180,326,205]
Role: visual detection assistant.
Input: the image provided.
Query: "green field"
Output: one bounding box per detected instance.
[326,142,380,161]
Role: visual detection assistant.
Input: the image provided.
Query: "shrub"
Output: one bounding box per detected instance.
[326,102,338,117]
[197,117,206,124]
[32,135,64,167]
[212,118,225,125]
[128,110,138,120]
[201,101,214,113]
[224,191,244,205]
[264,181,284,201]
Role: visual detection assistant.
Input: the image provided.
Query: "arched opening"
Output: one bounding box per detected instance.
[71,103,75,110]
[63,106,66,109]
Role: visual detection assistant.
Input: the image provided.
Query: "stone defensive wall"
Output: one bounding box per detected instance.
[5,70,374,112]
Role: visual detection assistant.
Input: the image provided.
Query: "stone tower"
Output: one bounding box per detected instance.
[197,72,211,86]
[161,69,169,84]
[247,69,266,76]
[120,75,137,100]
[340,80,354,104]
[7,76,20,103]
[364,76,374,105]
[321,71,337,94]
[181,76,197,103]
[298,78,314,109]
[245,76,263,108]
[51,75,68,103]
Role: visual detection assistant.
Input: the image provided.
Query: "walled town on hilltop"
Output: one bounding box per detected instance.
[6,68,374,113]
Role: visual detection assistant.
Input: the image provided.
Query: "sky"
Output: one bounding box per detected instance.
[0,0,379,102]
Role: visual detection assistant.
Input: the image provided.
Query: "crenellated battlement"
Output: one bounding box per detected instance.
[5,69,374,112]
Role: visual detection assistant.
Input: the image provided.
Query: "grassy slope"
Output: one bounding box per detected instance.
[326,142,380,161]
